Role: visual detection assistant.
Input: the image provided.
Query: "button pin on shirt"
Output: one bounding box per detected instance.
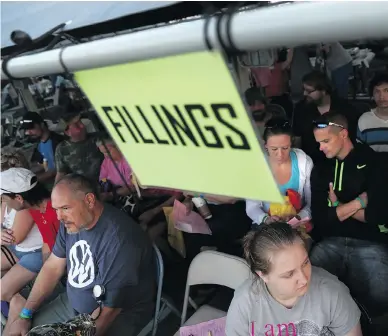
[357,164,366,169]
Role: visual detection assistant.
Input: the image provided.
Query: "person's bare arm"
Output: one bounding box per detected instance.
[37,170,56,182]
[41,243,51,263]
[337,206,366,223]
[345,322,363,336]
[352,210,366,223]
[24,254,66,311]
[117,186,134,197]
[203,194,237,204]
[281,48,294,70]
[10,209,35,244]
[183,192,237,204]
[101,186,132,202]
[153,195,179,212]
[336,200,362,222]
[91,306,122,336]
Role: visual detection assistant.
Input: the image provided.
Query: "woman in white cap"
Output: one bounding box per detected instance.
[1,151,43,308]
[1,167,60,321]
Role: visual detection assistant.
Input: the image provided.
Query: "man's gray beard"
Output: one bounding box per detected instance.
[66,224,88,235]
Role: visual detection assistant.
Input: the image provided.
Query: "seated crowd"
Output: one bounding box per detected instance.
[1,71,388,335]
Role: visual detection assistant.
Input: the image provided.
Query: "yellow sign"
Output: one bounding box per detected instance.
[75,51,282,202]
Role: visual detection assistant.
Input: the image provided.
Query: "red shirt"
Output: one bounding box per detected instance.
[29,201,60,251]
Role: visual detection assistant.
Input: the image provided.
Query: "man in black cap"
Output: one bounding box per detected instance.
[21,112,64,182]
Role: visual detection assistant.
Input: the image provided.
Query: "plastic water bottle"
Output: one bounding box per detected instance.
[43,158,48,172]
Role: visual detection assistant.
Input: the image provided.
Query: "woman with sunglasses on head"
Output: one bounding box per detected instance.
[246,118,313,236]
[225,222,362,336]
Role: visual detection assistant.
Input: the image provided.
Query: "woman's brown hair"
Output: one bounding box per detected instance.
[242,222,304,276]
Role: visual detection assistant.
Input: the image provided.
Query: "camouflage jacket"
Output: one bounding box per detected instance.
[55,136,104,182]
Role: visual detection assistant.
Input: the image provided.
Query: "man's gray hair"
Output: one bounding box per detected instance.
[55,173,101,201]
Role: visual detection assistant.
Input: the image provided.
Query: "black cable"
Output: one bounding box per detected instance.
[201,1,245,81]
[46,34,64,51]
[225,2,246,55]
[2,23,68,80]
[201,2,218,51]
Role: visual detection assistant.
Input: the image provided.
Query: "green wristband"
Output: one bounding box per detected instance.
[332,201,339,207]
[19,313,32,320]
[356,197,366,209]
[19,307,33,320]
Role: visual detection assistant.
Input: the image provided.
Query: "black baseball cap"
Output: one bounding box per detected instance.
[20,112,44,130]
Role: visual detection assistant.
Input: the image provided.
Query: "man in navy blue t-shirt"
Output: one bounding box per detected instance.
[6,174,156,336]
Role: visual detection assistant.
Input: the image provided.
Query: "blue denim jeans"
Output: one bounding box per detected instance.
[331,61,353,98]
[310,237,388,318]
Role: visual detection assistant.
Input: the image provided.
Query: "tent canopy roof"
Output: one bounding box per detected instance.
[1,1,245,56]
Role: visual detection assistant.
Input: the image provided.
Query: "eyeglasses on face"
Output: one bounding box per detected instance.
[303,88,317,94]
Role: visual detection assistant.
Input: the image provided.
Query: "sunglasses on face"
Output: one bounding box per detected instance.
[312,121,345,129]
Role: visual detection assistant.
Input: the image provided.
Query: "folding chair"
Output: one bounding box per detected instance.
[173,251,251,336]
[137,244,180,336]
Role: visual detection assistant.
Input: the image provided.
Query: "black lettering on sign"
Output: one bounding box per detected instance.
[161,105,199,147]
[121,106,154,144]
[114,106,139,143]
[185,104,223,149]
[101,106,125,143]
[212,103,251,150]
[151,106,177,145]
[136,106,169,145]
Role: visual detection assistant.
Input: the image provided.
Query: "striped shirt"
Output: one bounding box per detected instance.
[357,109,388,152]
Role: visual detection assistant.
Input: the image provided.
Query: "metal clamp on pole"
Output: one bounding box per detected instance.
[201,1,245,57]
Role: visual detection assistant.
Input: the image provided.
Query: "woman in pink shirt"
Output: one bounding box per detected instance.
[251,48,294,119]
[97,138,133,202]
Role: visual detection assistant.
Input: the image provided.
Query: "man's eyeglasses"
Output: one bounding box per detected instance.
[303,88,317,95]
[313,121,345,129]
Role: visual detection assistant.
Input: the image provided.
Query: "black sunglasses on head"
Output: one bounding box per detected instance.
[312,120,345,129]
[265,119,291,130]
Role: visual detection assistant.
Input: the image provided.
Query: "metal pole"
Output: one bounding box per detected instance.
[2,1,388,79]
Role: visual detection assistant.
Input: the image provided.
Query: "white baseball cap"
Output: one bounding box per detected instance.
[0,168,37,195]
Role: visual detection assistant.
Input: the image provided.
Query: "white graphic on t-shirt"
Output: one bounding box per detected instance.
[68,240,95,289]
[281,319,334,335]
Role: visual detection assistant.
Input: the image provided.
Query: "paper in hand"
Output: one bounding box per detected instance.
[288,216,310,228]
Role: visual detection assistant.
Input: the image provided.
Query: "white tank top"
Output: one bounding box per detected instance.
[2,206,43,252]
